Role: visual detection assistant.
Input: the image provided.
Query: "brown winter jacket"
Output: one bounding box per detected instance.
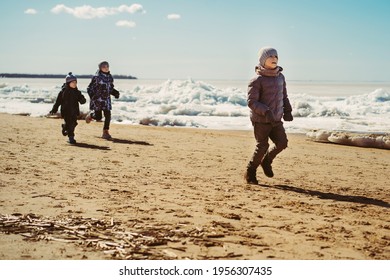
[247,66,292,123]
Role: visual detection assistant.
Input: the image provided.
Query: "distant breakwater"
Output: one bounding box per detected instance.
[0,73,137,80]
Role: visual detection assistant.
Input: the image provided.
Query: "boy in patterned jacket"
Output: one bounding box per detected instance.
[85,61,120,139]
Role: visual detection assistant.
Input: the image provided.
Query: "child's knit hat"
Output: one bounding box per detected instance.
[258,47,278,67]
[98,61,109,69]
[65,72,77,83]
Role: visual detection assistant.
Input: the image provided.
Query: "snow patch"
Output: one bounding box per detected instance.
[306,130,390,149]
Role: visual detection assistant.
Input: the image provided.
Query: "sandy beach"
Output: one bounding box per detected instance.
[0,113,389,260]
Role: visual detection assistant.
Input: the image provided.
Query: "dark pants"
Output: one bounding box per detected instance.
[92,110,111,130]
[248,122,288,169]
[63,116,78,138]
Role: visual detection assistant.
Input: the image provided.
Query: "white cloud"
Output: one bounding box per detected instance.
[24,9,38,15]
[116,20,136,28]
[167,14,181,20]
[51,4,145,19]
[117,4,145,14]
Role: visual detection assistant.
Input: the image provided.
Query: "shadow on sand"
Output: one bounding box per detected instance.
[72,142,111,151]
[268,184,390,209]
[102,137,153,146]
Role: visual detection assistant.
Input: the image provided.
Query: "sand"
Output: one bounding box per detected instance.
[0,113,389,260]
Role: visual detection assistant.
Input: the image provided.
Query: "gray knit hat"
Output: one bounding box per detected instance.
[65,72,77,83]
[258,47,278,67]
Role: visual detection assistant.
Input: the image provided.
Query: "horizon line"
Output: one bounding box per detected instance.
[1,73,390,83]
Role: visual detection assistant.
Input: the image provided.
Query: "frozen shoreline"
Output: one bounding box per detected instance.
[0,78,389,134]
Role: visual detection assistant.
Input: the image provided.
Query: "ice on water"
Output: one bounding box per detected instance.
[0,78,389,134]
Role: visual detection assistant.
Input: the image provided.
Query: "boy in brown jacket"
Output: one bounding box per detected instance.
[245,47,293,184]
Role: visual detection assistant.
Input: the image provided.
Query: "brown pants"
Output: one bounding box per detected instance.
[248,122,288,169]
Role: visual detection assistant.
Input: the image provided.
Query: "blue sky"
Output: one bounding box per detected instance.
[0,0,389,81]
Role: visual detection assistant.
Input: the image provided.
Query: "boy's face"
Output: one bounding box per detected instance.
[264,55,278,69]
[69,81,77,88]
[100,65,109,73]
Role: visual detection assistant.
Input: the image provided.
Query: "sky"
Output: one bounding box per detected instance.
[0,0,389,81]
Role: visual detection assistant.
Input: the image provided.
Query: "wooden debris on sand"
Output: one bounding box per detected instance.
[0,213,236,260]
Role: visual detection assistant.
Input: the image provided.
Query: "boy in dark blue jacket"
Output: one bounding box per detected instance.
[50,72,86,144]
[85,61,120,140]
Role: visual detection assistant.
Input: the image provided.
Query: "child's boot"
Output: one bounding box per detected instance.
[102,129,112,140]
[261,154,274,178]
[68,136,76,144]
[85,112,93,123]
[61,124,68,136]
[245,166,258,185]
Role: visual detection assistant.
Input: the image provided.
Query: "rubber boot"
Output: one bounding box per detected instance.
[102,129,112,140]
[61,124,68,136]
[261,154,274,178]
[85,112,93,124]
[68,136,76,144]
[245,166,258,185]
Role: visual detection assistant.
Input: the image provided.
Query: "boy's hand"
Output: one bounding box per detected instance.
[283,111,293,121]
[79,96,87,105]
[265,110,276,123]
[112,89,120,99]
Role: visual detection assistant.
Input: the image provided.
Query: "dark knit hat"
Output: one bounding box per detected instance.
[65,72,77,83]
[98,61,109,69]
[258,47,278,67]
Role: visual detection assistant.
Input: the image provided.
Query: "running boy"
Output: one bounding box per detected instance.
[50,72,86,144]
[245,47,293,184]
[85,61,120,139]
